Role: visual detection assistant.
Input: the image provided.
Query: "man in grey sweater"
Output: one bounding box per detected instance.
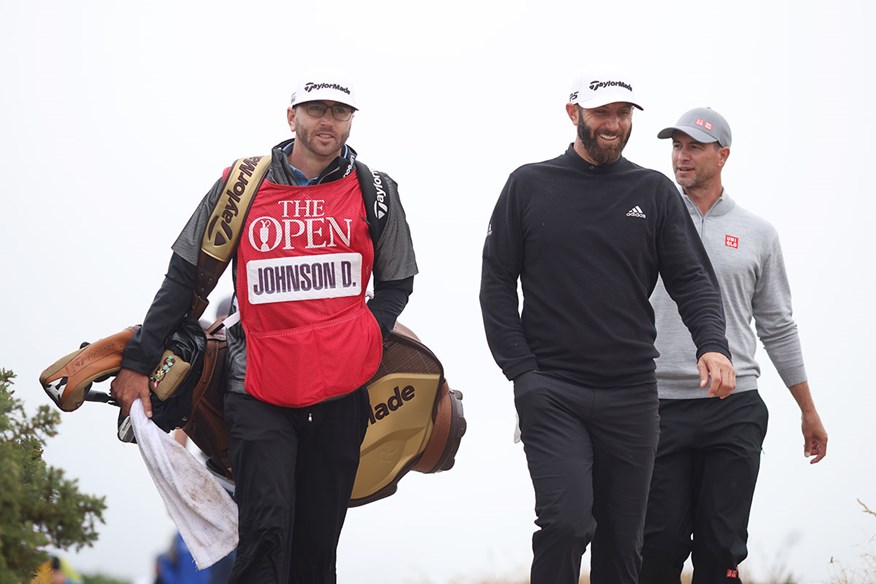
[639,107,828,584]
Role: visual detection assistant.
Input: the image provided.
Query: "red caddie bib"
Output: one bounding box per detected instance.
[234,170,382,407]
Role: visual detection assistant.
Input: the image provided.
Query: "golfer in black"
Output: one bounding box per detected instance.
[479,72,735,584]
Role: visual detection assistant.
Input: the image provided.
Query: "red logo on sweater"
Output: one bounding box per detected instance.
[725,234,739,248]
[726,568,739,578]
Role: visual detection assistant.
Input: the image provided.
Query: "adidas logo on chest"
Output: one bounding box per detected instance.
[626,205,646,219]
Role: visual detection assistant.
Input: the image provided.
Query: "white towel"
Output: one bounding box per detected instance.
[130,399,238,569]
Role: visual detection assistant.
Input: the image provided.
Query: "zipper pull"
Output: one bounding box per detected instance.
[308,412,313,423]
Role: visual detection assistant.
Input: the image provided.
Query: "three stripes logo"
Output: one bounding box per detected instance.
[626,205,646,219]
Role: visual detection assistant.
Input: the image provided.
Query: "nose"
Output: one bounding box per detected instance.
[604,115,621,131]
[675,146,691,162]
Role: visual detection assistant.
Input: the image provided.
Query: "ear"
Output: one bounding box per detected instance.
[287,106,296,131]
[565,103,580,125]
[718,146,730,167]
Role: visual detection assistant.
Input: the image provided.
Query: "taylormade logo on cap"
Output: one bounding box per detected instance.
[588,79,633,92]
[303,82,352,96]
[290,78,357,109]
[569,73,643,110]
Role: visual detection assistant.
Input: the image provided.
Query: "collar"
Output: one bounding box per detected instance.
[273,138,357,186]
[563,143,628,174]
[680,187,736,219]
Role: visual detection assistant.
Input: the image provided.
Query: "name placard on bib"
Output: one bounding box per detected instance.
[246,252,363,304]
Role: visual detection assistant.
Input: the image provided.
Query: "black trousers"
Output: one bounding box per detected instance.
[514,372,659,584]
[640,390,769,584]
[224,386,370,584]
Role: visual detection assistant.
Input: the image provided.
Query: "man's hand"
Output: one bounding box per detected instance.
[696,352,736,398]
[802,410,828,464]
[788,382,827,464]
[110,368,152,418]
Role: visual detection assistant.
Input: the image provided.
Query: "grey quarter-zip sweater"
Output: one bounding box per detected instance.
[651,191,807,399]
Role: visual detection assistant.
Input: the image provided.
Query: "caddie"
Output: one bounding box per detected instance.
[112,75,418,584]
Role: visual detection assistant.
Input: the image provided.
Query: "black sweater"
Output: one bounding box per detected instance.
[480,146,729,388]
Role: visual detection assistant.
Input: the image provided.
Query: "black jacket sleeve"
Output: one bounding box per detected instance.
[121,253,198,374]
[479,173,539,381]
[367,276,414,337]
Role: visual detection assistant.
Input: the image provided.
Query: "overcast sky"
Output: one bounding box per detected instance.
[2,0,874,582]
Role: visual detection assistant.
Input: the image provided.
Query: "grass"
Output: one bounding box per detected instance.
[409,499,876,584]
[825,499,876,584]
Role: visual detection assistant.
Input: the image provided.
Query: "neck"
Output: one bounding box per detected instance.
[572,140,620,166]
[573,141,598,165]
[287,145,340,180]
[683,181,724,214]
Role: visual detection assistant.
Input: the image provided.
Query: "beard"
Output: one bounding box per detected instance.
[674,161,718,191]
[294,122,350,159]
[673,167,697,189]
[577,116,631,165]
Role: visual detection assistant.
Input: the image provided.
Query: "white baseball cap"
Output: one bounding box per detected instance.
[568,73,643,110]
[290,77,357,109]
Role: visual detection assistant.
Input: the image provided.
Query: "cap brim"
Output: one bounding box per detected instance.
[290,87,357,110]
[576,96,644,110]
[293,98,358,110]
[657,125,717,143]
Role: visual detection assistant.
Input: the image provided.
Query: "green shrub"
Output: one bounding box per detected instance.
[0,368,106,584]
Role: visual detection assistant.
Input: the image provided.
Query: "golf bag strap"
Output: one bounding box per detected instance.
[412,381,453,472]
[180,317,232,475]
[189,319,225,408]
[355,160,389,245]
[192,155,272,317]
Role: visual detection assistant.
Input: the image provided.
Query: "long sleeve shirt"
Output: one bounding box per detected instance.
[480,146,729,388]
